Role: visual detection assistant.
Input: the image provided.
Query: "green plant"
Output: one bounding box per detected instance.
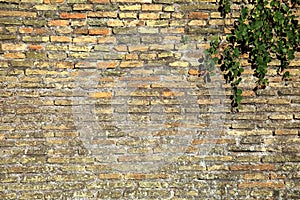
[182,36,189,44]
[206,0,299,111]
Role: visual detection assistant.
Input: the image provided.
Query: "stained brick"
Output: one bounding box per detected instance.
[60,12,87,19]
[48,20,69,26]
[89,28,111,35]
[0,10,37,18]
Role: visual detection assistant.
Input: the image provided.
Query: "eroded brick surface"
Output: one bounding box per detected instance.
[0,0,300,199]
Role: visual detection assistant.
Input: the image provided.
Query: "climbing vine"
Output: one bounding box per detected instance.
[203,0,300,111]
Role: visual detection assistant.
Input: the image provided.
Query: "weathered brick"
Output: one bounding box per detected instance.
[142,4,162,11]
[107,19,124,26]
[35,5,57,10]
[113,27,137,34]
[188,20,207,26]
[189,12,209,19]
[22,36,49,42]
[67,0,86,3]
[119,12,138,19]
[48,20,69,26]
[111,0,151,2]
[73,36,97,43]
[1,43,27,51]
[238,181,285,189]
[3,52,25,59]
[89,28,111,35]
[146,20,169,26]
[50,36,72,42]
[89,0,109,2]
[73,4,93,10]
[0,10,37,18]
[88,11,118,18]
[98,173,122,179]
[230,164,275,171]
[97,61,119,68]
[120,61,144,68]
[98,36,117,43]
[119,5,141,11]
[60,12,87,19]
[139,13,160,20]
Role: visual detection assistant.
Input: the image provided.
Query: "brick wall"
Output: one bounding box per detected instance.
[0,0,300,199]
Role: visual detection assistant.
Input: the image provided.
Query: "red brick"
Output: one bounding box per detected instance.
[48,20,69,26]
[188,12,209,19]
[89,28,111,35]
[33,28,49,35]
[60,12,86,19]
[28,45,44,50]
[188,69,199,76]
[19,27,33,34]
[3,53,25,59]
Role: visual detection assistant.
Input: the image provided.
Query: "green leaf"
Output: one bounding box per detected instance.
[235,95,243,103]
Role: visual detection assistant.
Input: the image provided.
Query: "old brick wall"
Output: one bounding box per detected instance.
[0,0,300,199]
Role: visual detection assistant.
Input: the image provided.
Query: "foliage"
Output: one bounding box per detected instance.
[204,0,300,111]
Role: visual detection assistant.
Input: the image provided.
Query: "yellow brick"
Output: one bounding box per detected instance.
[142,4,162,11]
[98,173,122,179]
[107,20,124,27]
[188,20,207,26]
[244,173,269,180]
[73,4,93,10]
[146,20,169,27]
[119,5,141,11]
[50,36,72,42]
[0,10,37,18]
[98,36,117,44]
[164,5,175,12]
[89,92,112,98]
[129,45,148,52]
[88,11,117,18]
[119,12,137,19]
[169,61,189,67]
[97,61,119,69]
[34,5,57,10]
[120,61,144,68]
[111,0,151,2]
[139,13,160,20]
[210,12,222,18]
[73,36,97,43]
[3,52,25,59]
[1,43,27,51]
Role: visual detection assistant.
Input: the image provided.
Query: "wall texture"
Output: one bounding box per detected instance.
[0,0,300,199]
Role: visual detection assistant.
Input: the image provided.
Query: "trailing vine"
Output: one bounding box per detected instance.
[204,0,300,111]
